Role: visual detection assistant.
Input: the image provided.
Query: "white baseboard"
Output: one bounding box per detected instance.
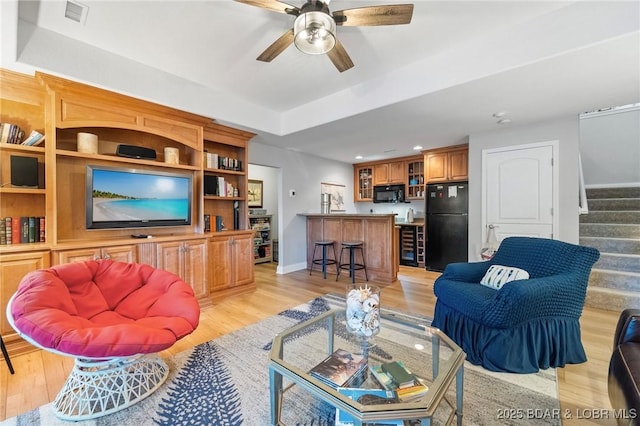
[276,262,307,275]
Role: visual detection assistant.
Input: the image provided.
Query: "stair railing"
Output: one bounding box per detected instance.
[579,153,589,215]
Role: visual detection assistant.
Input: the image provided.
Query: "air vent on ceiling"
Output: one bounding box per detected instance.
[65,0,88,24]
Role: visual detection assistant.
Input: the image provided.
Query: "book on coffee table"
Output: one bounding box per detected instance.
[381,361,417,388]
[335,387,403,426]
[371,361,429,401]
[310,349,367,389]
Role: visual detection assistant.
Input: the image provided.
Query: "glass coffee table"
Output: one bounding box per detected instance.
[269,308,466,426]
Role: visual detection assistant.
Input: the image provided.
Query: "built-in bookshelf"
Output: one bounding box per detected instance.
[0,70,47,249]
[203,123,253,232]
[249,214,272,264]
[0,69,259,356]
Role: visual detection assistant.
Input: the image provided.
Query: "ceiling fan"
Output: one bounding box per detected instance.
[234,0,414,72]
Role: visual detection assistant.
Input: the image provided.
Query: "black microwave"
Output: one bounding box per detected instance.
[373,184,405,203]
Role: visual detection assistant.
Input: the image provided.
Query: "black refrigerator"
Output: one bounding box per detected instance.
[425,182,468,272]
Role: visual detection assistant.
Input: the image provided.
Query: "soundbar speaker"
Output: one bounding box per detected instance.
[116,144,157,160]
[10,155,38,188]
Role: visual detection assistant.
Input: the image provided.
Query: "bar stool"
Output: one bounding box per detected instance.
[337,241,368,283]
[310,240,338,279]
[1,335,14,374]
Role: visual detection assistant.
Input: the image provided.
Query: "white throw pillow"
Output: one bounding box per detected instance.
[480,265,530,290]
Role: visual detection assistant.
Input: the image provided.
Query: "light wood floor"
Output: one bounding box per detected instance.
[0,264,620,424]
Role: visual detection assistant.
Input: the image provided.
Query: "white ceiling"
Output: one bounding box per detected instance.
[2,0,639,163]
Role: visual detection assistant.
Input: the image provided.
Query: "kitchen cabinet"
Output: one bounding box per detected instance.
[354,165,374,202]
[0,250,49,355]
[209,232,255,297]
[156,239,208,300]
[373,161,405,185]
[406,157,425,199]
[424,145,468,183]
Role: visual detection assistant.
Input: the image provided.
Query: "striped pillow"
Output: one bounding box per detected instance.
[480,265,530,290]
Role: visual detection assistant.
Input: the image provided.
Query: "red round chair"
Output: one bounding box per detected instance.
[6,260,200,420]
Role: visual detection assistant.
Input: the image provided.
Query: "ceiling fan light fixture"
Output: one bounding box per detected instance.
[293,11,336,55]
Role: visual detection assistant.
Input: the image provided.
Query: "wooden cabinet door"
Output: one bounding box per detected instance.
[54,247,102,264]
[231,233,255,287]
[449,149,468,181]
[388,161,406,183]
[156,241,185,280]
[373,163,389,185]
[102,245,137,263]
[210,236,232,291]
[425,152,449,182]
[0,251,49,341]
[184,239,208,299]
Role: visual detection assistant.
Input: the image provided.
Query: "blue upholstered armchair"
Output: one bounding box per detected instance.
[431,237,600,373]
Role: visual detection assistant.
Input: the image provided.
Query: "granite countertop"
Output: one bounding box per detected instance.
[394,218,425,226]
[297,213,395,217]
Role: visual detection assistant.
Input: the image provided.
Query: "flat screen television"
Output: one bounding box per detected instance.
[86,165,193,229]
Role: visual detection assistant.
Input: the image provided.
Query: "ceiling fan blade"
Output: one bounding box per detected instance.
[327,39,354,72]
[234,0,299,15]
[333,4,414,26]
[257,29,295,62]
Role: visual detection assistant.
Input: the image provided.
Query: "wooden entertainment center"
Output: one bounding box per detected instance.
[0,69,256,355]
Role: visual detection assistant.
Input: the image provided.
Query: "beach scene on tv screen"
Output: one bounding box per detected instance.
[92,170,190,222]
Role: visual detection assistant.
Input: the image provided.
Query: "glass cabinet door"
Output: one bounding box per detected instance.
[356,166,373,201]
[407,160,424,199]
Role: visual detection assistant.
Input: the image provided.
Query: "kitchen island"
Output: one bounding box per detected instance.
[299,214,399,283]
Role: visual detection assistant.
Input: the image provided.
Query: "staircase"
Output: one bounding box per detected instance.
[580,187,640,311]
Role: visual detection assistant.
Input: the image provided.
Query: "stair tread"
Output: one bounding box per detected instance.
[592,268,640,277]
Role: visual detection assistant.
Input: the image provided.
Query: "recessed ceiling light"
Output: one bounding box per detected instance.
[497,118,512,125]
[492,111,507,118]
[413,145,423,150]
[355,155,363,160]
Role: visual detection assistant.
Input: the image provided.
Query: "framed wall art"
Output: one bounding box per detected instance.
[321,182,346,212]
[248,179,263,208]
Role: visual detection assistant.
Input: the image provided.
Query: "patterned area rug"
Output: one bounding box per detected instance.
[1,294,560,425]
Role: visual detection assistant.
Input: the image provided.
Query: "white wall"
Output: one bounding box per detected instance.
[579,106,640,187]
[248,164,279,239]
[248,141,355,273]
[468,117,581,260]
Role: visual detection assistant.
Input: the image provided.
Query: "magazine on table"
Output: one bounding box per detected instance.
[309,349,368,389]
[335,387,422,426]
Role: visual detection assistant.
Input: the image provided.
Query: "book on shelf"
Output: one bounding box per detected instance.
[0,216,46,245]
[309,349,368,389]
[205,152,219,169]
[335,387,405,426]
[0,123,25,144]
[21,130,45,146]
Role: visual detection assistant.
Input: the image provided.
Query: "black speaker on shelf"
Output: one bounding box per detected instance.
[204,175,217,195]
[10,155,38,188]
[115,144,157,160]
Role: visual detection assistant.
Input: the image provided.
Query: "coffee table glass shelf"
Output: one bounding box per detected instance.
[269,309,466,426]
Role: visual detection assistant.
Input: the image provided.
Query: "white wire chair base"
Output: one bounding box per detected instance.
[52,354,169,421]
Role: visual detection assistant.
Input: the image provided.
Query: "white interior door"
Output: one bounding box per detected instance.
[482,141,558,246]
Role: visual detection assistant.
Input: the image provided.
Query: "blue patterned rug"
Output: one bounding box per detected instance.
[1,294,560,425]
